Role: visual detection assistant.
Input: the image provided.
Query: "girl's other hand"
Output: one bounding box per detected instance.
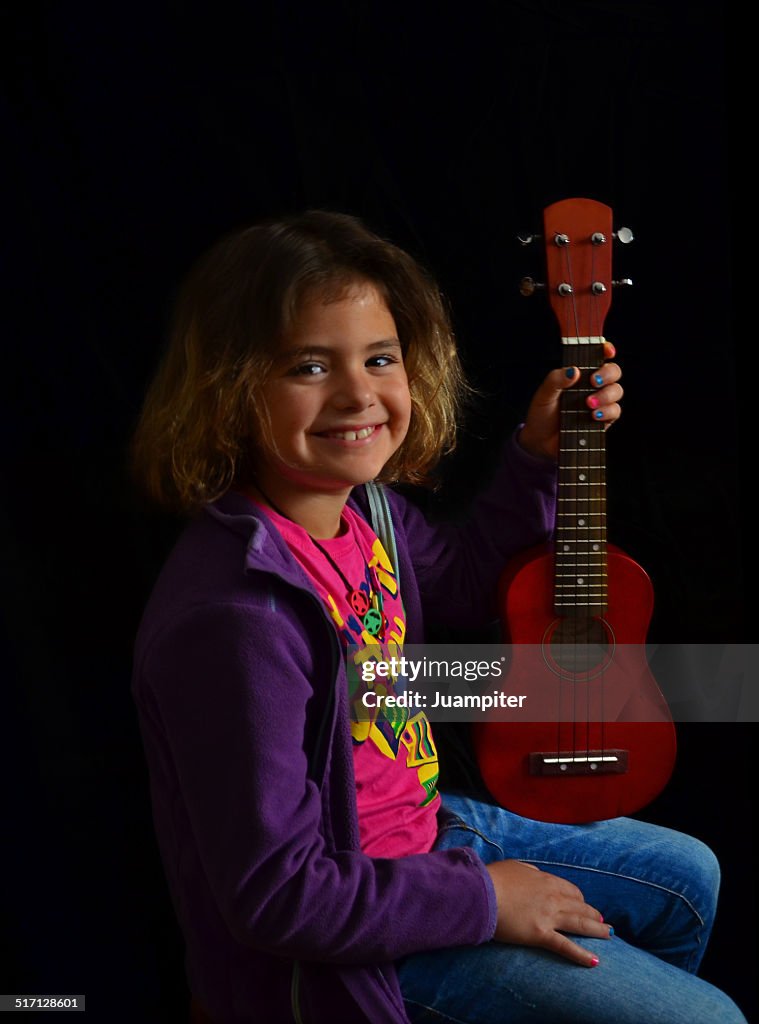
[518,341,622,461]
[485,859,612,966]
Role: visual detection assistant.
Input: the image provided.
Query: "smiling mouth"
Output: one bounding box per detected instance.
[318,425,379,441]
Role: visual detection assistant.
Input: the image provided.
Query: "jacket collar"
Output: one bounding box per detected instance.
[203,487,370,589]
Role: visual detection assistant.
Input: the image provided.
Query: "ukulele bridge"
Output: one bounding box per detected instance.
[528,749,629,776]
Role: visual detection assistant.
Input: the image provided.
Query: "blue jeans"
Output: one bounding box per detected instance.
[396,793,747,1024]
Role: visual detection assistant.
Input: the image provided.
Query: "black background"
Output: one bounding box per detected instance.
[3,3,752,1022]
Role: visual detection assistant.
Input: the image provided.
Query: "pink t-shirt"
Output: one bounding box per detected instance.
[253,499,440,857]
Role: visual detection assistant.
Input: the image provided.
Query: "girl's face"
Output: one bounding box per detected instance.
[255,282,412,500]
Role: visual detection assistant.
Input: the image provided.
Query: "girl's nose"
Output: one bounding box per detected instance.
[331,368,374,410]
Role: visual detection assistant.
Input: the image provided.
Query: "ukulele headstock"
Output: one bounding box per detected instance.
[520,198,632,344]
[543,198,613,341]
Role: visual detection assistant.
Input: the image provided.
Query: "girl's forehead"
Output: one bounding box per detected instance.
[271,289,397,365]
[286,282,393,333]
[295,278,387,314]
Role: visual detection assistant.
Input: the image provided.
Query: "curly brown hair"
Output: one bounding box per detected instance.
[131,210,468,512]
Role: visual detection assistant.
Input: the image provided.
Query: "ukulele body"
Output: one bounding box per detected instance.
[472,543,676,823]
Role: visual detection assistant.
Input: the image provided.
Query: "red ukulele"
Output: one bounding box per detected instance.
[472,198,676,824]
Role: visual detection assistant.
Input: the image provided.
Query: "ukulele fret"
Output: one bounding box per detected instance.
[554,602,607,608]
[556,568,606,573]
[549,589,602,598]
[555,568,606,573]
[555,573,607,578]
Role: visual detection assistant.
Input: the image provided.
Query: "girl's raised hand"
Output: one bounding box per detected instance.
[517,341,622,462]
[485,859,612,966]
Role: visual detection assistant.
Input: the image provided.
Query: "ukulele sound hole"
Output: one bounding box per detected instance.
[542,617,615,679]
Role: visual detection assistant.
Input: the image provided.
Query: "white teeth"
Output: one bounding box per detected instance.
[327,426,375,440]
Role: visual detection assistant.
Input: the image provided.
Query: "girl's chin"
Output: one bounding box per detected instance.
[263,465,374,494]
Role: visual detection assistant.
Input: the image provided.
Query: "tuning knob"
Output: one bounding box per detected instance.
[614,227,634,244]
[519,276,545,297]
[612,277,634,288]
[517,232,542,246]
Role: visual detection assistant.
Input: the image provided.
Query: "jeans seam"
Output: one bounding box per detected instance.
[526,859,707,928]
[403,997,470,1024]
[438,822,505,858]
[528,857,706,970]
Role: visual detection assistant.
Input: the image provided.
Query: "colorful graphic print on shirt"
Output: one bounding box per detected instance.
[257,500,439,815]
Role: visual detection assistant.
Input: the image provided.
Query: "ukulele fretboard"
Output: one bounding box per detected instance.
[555,338,607,613]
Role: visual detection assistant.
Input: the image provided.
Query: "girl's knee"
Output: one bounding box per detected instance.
[684,836,720,893]
[672,833,721,930]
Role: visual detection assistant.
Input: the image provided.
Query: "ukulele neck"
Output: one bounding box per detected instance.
[555,336,608,617]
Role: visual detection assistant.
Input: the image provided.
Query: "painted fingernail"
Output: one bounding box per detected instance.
[594,409,604,419]
[593,374,604,386]
[590,955,600,967]
[608,926,615,936]
[565,367,576,379]
[588,396,600,409]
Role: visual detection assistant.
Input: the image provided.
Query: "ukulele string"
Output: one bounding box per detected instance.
[583,246,596,762]
[564,239,580,763]
[589,241,602,761]
[589,240,608,762]
[582,249,593,764]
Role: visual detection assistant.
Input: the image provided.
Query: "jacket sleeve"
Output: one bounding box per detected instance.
[135,598,497,964]
[392,430,557,629]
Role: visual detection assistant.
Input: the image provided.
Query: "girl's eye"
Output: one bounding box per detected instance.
[367,354,399,368]
[290,362,325,376]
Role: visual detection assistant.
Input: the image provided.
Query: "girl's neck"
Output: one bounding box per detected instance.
[249,475,351,539]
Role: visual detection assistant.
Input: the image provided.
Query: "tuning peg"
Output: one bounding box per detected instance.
[517,232,542,246]
[612,278,633,288]
[519,276,545,297]
[613,227,634,244]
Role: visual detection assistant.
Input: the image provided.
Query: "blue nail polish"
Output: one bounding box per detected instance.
[594,374,603,386]
[594,410,604,419]
[565,367,576,379]
[609,926,615,936]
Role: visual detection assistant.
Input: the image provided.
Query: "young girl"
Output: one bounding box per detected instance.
[131,211,746,1024]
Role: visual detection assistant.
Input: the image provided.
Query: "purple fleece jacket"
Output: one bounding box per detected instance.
[131,435,556,1024]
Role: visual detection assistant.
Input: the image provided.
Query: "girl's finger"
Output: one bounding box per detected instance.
[590,362,622,386]
[539,366,581,395]
[587,384,624,410]
[555,910,614,940]
[543,931,601,968]
[589,402,622,424]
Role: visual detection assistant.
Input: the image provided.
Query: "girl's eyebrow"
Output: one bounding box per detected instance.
[276,338,401,362]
